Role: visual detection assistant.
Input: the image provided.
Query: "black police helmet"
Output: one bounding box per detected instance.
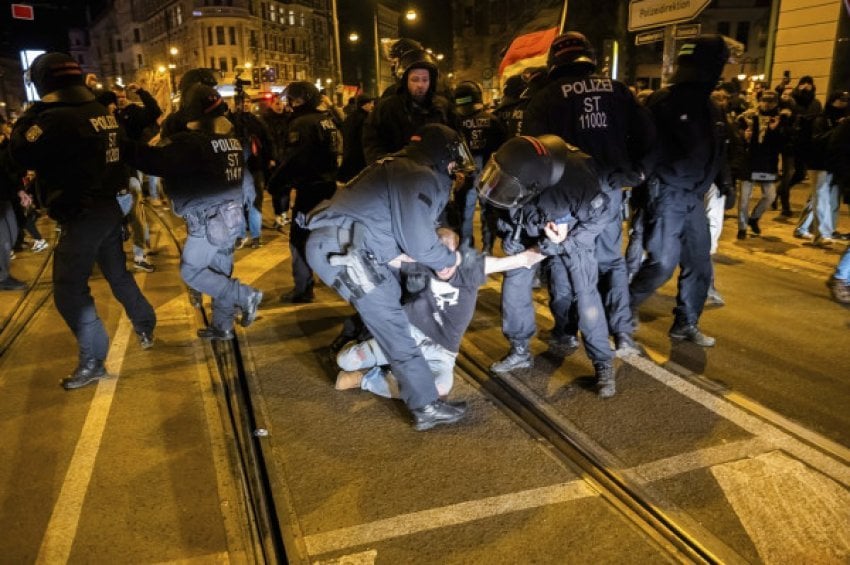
[477,135,569,209]
[286,81,320,109]
[178,68,218,98]
[453,81,484,116]
[387,37,424,61]
[29,52,90,101]
[547,32,597,75]
[182,83,227,122]
[397,48,438,85]
[670,35,730,85]
[502,74,525,99]
[407,123,476,176]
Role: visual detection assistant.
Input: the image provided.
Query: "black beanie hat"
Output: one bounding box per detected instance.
[503,74,525,99]
[798,75,814,86]
[94,89,118,108]
[177,68,218,98]
[670,36,730,85]
[355,94,374,108]
[29,52,85,96]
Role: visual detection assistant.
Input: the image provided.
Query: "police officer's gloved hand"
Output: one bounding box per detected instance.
[501,236,526,256]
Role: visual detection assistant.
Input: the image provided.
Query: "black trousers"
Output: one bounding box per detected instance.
[53,202,156,362]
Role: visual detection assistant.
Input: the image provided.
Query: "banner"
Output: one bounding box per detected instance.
[497,27,559,80]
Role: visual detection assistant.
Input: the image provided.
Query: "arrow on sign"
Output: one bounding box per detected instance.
[628,0,710,31]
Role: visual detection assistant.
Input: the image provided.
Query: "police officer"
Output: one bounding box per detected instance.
[9,52,157,389]
[123,84,263,340]
[159,68,219,138]
[362,48,457,163]
[629,36,731,347]
[480,135,617,397]
[451,81,506,248]
[269,81,341,303]
[523,32,654,357]
[493,74,526,139]
[305,124,475,431]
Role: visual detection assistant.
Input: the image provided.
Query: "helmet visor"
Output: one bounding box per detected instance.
[452,136,477,174]
[476,155,533,209]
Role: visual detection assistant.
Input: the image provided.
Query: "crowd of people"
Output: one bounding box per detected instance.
[0,32,847,430]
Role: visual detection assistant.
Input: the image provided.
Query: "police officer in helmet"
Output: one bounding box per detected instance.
[123,84,263,340]
[9,52,157,389]
[629,36,731,347]
[524,31,654,358]
[305,124,476,431]
[480,135,618,398]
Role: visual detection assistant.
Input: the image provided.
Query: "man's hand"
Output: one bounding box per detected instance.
[543,222,569,244]
[126,82,140,93]
[435,251,462,280]
[519,246,546,268]
[18,190,32,208]
[85,73,99,89]
[387,253,414,269]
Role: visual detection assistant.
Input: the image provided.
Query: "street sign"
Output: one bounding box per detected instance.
[628,0,710,31]
[675,23,701,39]
[11,4,34,20]
[635,30,665,46]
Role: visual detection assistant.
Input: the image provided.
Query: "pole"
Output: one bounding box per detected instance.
[661,24,677,87]
[331,0,343,87]
[373,9,381,96]
[559,0,568,32]
[763,0,782,86]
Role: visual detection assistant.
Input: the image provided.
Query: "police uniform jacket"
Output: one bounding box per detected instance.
[9,98,126,222]
[642,84,725,197]
[274,105,340,189]
[362,90,456,164]
[337,107,370,182]
[494,97,524,139]
[523,72,653,188]
[308,151,457,271]
[123,118,244,216]
[458,108,507,161]
[508,150,609,259]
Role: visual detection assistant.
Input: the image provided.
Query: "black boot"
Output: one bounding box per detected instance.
[594,362,616,399]
[61,358,107,390]
[490,340,533,373]
[411,399,468,431]
[547,334,580,357]
[669,322,716,347]
[240,288,264,327]
[197,326,235,340]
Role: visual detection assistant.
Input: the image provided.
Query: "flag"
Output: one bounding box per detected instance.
[845,0,850,16]
[498,27,559,80]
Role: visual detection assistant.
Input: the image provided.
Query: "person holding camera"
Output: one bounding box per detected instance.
[735,90,791,239]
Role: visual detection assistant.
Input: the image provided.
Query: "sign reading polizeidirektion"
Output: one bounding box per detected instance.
[628,0,710,31]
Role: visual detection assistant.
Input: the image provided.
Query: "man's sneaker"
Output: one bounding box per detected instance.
[197,326,235,340]
[137,331,154,350]
[273,213,290,229]
[669,323,716,347]
[548,334,580,357]
[335,370,365,390]
[748,217,761,235]
[780,209,793,218]
[280,289,314,304]
[0,276,26,291]
[814,236,836,248]
[736,229,746,240]
[61,359,107,390]
[794,230,814,240]
[594,362,616,399]
[614,333,641,357]
[250,238,263,249]
[31,239,49,253]
[826,277,850,304]
[240,288,264,327]
[706,286,726,306]
[133,259,155,272]
[9,250,15,260]
[411,399,468,431]
[491,341,533,373]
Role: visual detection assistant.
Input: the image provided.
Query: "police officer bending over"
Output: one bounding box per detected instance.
[481,136,618,398]
[305,124,475,431]
[123,84,263,340]
[9,52,157,390]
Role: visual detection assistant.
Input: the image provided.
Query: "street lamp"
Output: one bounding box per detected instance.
[405,9,417,22]
[167,46,179,100]
[348,31,360,43]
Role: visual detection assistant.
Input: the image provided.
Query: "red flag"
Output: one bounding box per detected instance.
[845,0,850,16]
[498,27,558,78]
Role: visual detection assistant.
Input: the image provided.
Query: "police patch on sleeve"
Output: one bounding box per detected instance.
[25,124,43,142]
[287,130,300,144]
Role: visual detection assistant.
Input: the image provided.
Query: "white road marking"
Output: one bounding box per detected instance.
[302,481,596,555]
[36,312,133,564]
[313,549,378,565]
[712,451,850,563]
[152,551,232,564]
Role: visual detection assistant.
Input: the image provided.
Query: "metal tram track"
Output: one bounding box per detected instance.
[0,237,56,358]
[145,202,288,564]
[455,294,746,564]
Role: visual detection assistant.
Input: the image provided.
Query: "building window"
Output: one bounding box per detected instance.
[288,10,295,26]
[208,27,213,46]
[717,21,731,36]
[264,33,269,50]
[210,57,216,69]
[232,57,238,71]
[116,38,123,52]
[137,53,144,67]
[736,21,750,49]
[216,26,225,45]
[219,57,228,72]
[76,54,85,65]
[133,28,141,43]
[299,11,305,27]
[120,62,126,74]
[229,27,236,45]
[270,3,277,22]
[175,4,183,25]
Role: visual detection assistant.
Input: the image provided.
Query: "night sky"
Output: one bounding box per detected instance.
[1,1,104,59]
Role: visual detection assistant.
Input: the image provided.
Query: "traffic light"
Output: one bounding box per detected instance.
[251,67,261,86]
